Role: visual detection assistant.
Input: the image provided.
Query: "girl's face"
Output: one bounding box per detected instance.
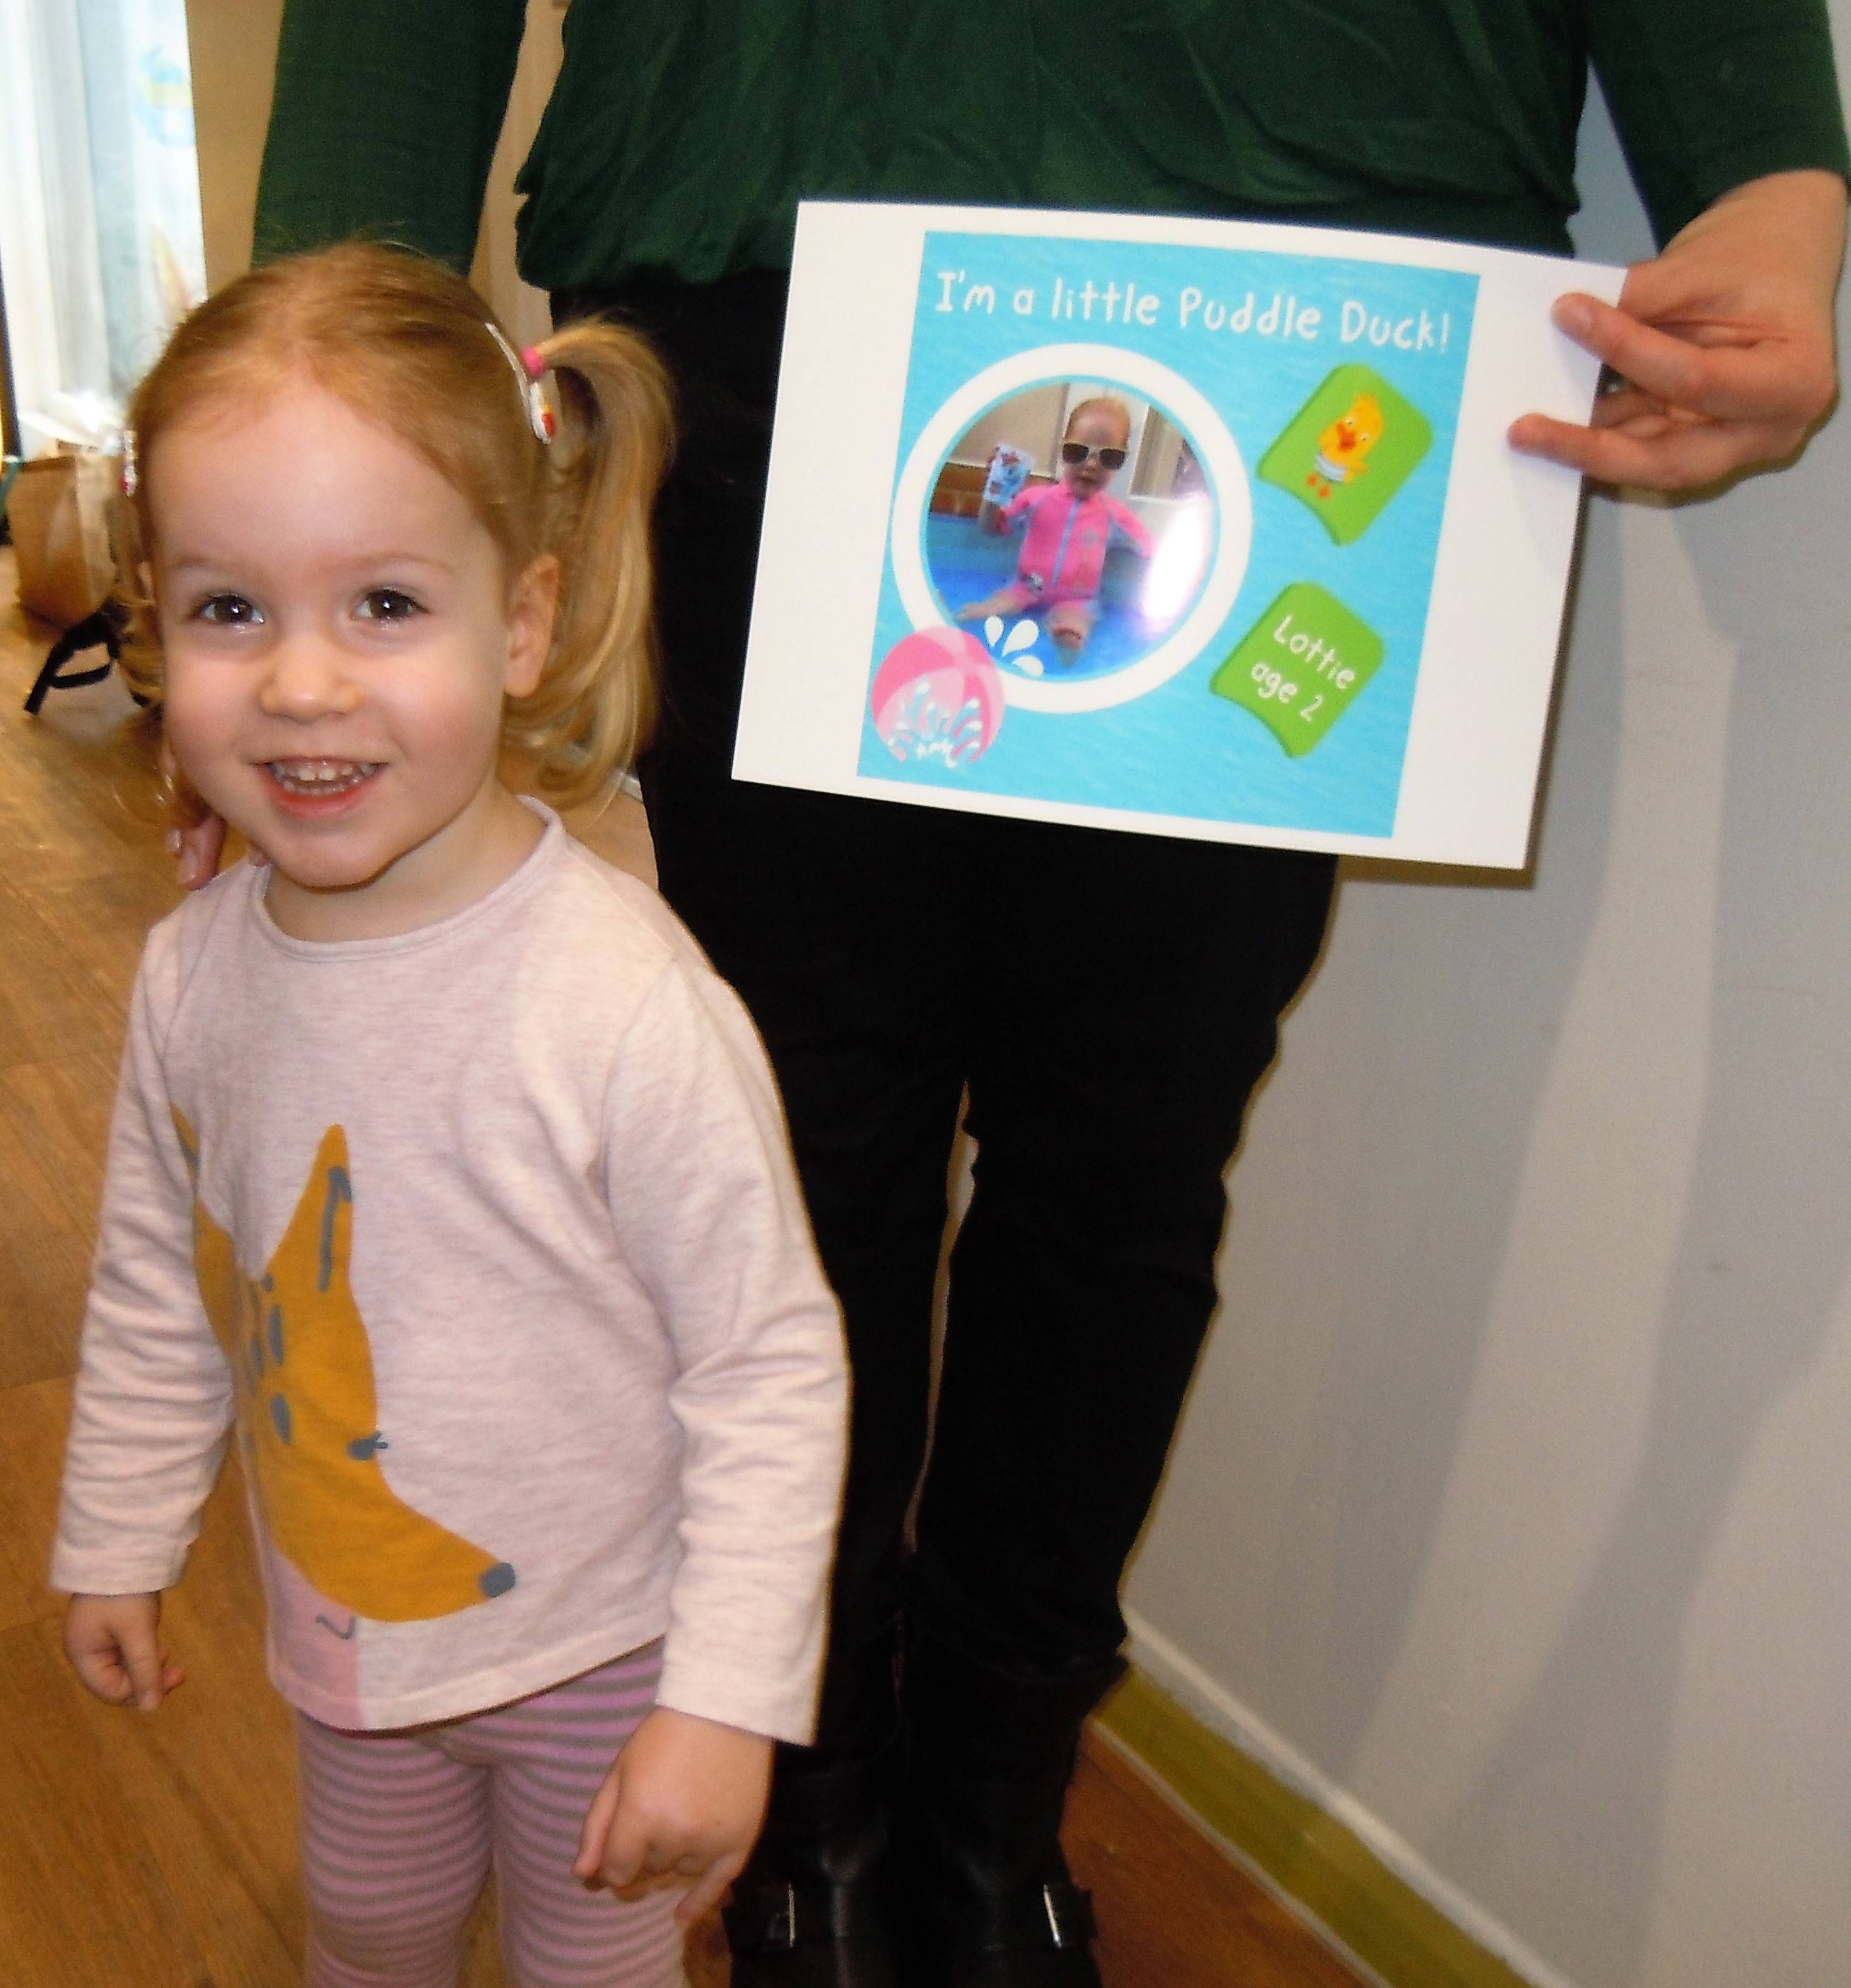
[1059,405,1130,498]
[151,380,556,940]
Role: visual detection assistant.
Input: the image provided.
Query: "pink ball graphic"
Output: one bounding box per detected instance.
[870,628,1005,766]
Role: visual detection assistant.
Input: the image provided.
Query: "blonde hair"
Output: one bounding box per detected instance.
[114,242,672,808]
[1064,395,1132,446]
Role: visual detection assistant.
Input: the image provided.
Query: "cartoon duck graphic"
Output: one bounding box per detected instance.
[1307,394,1386,499]
[174,1112,515,1631]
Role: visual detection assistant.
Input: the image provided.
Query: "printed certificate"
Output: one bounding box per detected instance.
[734,201,1622,867]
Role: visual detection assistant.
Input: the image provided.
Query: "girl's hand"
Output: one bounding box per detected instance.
[63,1593,185,1710]
[573,1706,773,1926]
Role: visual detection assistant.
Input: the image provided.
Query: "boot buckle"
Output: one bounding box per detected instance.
[722,1880,801,1952]
[725,1876,899,1952]
[1042,1881,1098,1948]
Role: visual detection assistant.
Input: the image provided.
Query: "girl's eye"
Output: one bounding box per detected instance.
[357,588,423,623]
[195,593,262,626]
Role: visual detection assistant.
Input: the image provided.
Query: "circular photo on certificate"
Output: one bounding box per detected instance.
[922,380,1216,693]
[890,347,1249,715]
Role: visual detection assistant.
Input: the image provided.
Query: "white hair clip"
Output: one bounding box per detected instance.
[485,321,556,444]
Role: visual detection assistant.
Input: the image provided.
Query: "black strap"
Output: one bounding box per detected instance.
[24,602,126,715]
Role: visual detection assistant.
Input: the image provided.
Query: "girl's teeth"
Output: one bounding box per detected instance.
[269,760,379,793]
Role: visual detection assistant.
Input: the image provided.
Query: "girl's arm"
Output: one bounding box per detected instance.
[588,954,848,1913]
[598,959,848,1749]
[1110,497,1157,557]
[53,954,237,1633]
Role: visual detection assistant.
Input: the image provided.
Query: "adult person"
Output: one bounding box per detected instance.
[244,7,1847,1985]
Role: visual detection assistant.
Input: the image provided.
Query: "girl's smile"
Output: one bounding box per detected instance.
[264,759,384,808]
[150,382,556,941]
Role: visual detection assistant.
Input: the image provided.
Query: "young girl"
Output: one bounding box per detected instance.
[51,244,848,1988]
[955,396,1153,656]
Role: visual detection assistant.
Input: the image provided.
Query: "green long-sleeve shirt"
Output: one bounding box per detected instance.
[256,0,1848,283]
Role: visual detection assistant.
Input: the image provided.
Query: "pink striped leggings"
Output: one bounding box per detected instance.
[296,1643,684,1988]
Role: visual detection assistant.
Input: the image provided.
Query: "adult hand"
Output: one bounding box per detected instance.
[64,1592,185,1710]
[1509,169,1847,491]
[573,1705,773,1926]
[156,733,231,890]
[166,813,229,892]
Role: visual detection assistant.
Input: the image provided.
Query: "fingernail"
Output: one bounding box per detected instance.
[1553,296,1594,338]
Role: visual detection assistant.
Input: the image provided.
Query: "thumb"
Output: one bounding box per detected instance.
[575,1760,626,1882]
[119,1621,170,1711]
[676,1847,747,1927]
[598,1795,652,1893]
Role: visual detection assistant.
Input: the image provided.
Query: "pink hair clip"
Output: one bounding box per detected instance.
[120,429,139,497]
[524,347,558,440]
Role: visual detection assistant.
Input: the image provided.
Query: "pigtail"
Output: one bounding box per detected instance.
[105,466,165,711]
[104,429,211,831]
[507,320,674,806]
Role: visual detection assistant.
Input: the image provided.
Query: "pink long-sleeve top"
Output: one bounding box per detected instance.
[1001,483,1154,606]
[53,808,847,1739]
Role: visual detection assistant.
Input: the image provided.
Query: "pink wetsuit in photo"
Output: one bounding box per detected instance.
[999,483,1153,608]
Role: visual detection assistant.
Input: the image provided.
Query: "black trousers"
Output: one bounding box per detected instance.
[561,276,1336,1699]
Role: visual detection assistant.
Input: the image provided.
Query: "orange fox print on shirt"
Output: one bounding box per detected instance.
[172,1111,515,1625]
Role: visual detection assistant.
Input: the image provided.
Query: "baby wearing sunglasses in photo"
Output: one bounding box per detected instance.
[957,397,1154,656]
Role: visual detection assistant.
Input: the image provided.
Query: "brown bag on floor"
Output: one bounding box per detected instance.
[9,448,117,630]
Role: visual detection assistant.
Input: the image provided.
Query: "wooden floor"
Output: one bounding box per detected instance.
[0,547,1364,1988]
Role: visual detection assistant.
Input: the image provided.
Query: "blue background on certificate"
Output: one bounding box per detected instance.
[858,230,1480,839]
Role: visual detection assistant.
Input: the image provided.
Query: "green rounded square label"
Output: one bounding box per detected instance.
[1211,583,1385,756]
[1258,363,1433,545]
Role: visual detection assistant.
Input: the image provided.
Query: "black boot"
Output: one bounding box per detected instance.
[906,1636,1126,1987]
[724,1630,912,1987]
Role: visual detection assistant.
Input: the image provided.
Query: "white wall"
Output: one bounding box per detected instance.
[1125,27,1851,1988]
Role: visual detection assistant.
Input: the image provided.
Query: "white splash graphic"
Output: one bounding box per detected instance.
[882,680,991,766]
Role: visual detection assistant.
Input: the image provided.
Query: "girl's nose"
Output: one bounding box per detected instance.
[256,640,364,720]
